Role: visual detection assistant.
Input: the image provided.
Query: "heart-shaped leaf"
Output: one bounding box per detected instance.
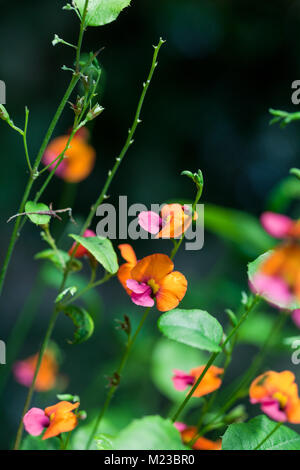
[113,416,188,450]
[158,309,223,352]
[69,234,118,274]
[25,201,51,225]
[222,415,300,450]
[63,305,94,344]
[75,0,131,27]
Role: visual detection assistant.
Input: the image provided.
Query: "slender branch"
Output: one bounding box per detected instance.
[76,0,89,71]
[85,307,151,449]
[23,107,32,172]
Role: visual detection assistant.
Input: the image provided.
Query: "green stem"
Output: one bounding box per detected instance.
[254,421,283,450]
[194,311,287,442]
[23,107,32,172]
[170,184,202,260]
[171,295,260,422]
[13,307,60,450]
[76,0,89,71]
[0,74,79,298]
[85,307,151,450]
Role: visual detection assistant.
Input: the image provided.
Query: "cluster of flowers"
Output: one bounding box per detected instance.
[15,132,300,448]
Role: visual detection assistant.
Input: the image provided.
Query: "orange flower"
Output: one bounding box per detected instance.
[250,370,300,423]
[13,350,58,392]
[117,245,187,312]
[175,423,221,450]
[138,203,198,238]
[173,366,224,397]
[43,401,79,439]
[23,401,79,439]
[250,212,300,310]
[42,128,96,183]
[117,244,138,294]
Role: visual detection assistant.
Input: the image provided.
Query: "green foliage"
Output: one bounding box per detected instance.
[269,108,300,127]
[151,338,208,402]
[267,176,300,212]
[158,308,223,352]
[222,415,300,450]
[63,305,94,344]
[95,433,114,450]
[56,393,80,402]
[35,249,82,272]
[21,435,59,450]
[112,416,188,450]
[69,234,118,274]
[25,201,51,225]
[75,0,131,27]
[204,204,274,256]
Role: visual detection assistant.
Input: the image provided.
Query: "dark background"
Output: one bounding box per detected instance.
[0,0,300,450]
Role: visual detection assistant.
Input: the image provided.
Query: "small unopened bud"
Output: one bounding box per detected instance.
[77,410,87,421]
[86,104,104,121]
[52,34,61,46]
[0,105,10,122]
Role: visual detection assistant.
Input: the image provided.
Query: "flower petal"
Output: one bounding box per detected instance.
[23,408,50,437]
[138,211,162,234]
[261,212,294,238]
[118,244,137,265]
[131,254,174,284]
[156,271,187,312]
[172,369,194,391]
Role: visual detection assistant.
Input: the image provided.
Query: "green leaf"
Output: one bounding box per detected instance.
[75,0,131,27]
[158,308,223,352]
[204,204,274,257]
[69,234,118,274]
[151,338,209,402]
[55,286,77,303]
[35,249,70,271]
[113,416,188,450]
[222,415,300,450]
[25,201,51,225]
[95,434,114,450]
[63,305,94,344]
[21,435,59,450]
[248,252,300,311]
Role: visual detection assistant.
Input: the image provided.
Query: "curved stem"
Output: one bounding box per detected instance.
[85,307,151,450]
[254,421,283,450]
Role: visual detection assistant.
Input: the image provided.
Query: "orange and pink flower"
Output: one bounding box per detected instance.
[13,350,58,392]
[173,365,224,397]
[23,401,79,440]
[42,128,96,183]
[138,203,197,239]
[174,423,221,450]
[250,211,300,312]
[250,370,300,423]
[117,244,187,312]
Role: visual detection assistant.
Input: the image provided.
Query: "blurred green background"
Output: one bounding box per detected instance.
[1,0,300,450]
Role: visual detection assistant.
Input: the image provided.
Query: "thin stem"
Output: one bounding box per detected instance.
[23,107,32,172]
[13,307,60,450]
[0,74,79,297]
[254,421,283,450]
[80,38,165,236]
[170,185,202,260]
[85,307,151,450]
[171,295,260,422]
[61,273,114,307]
[193,311,287,442]
[76,0,89,71]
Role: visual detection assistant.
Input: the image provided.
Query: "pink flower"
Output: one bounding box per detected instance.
[126,279,155,307]
[23,408,50,436]
[292,310,300,328]
[172,370,194,391]
[174,422,188,432]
